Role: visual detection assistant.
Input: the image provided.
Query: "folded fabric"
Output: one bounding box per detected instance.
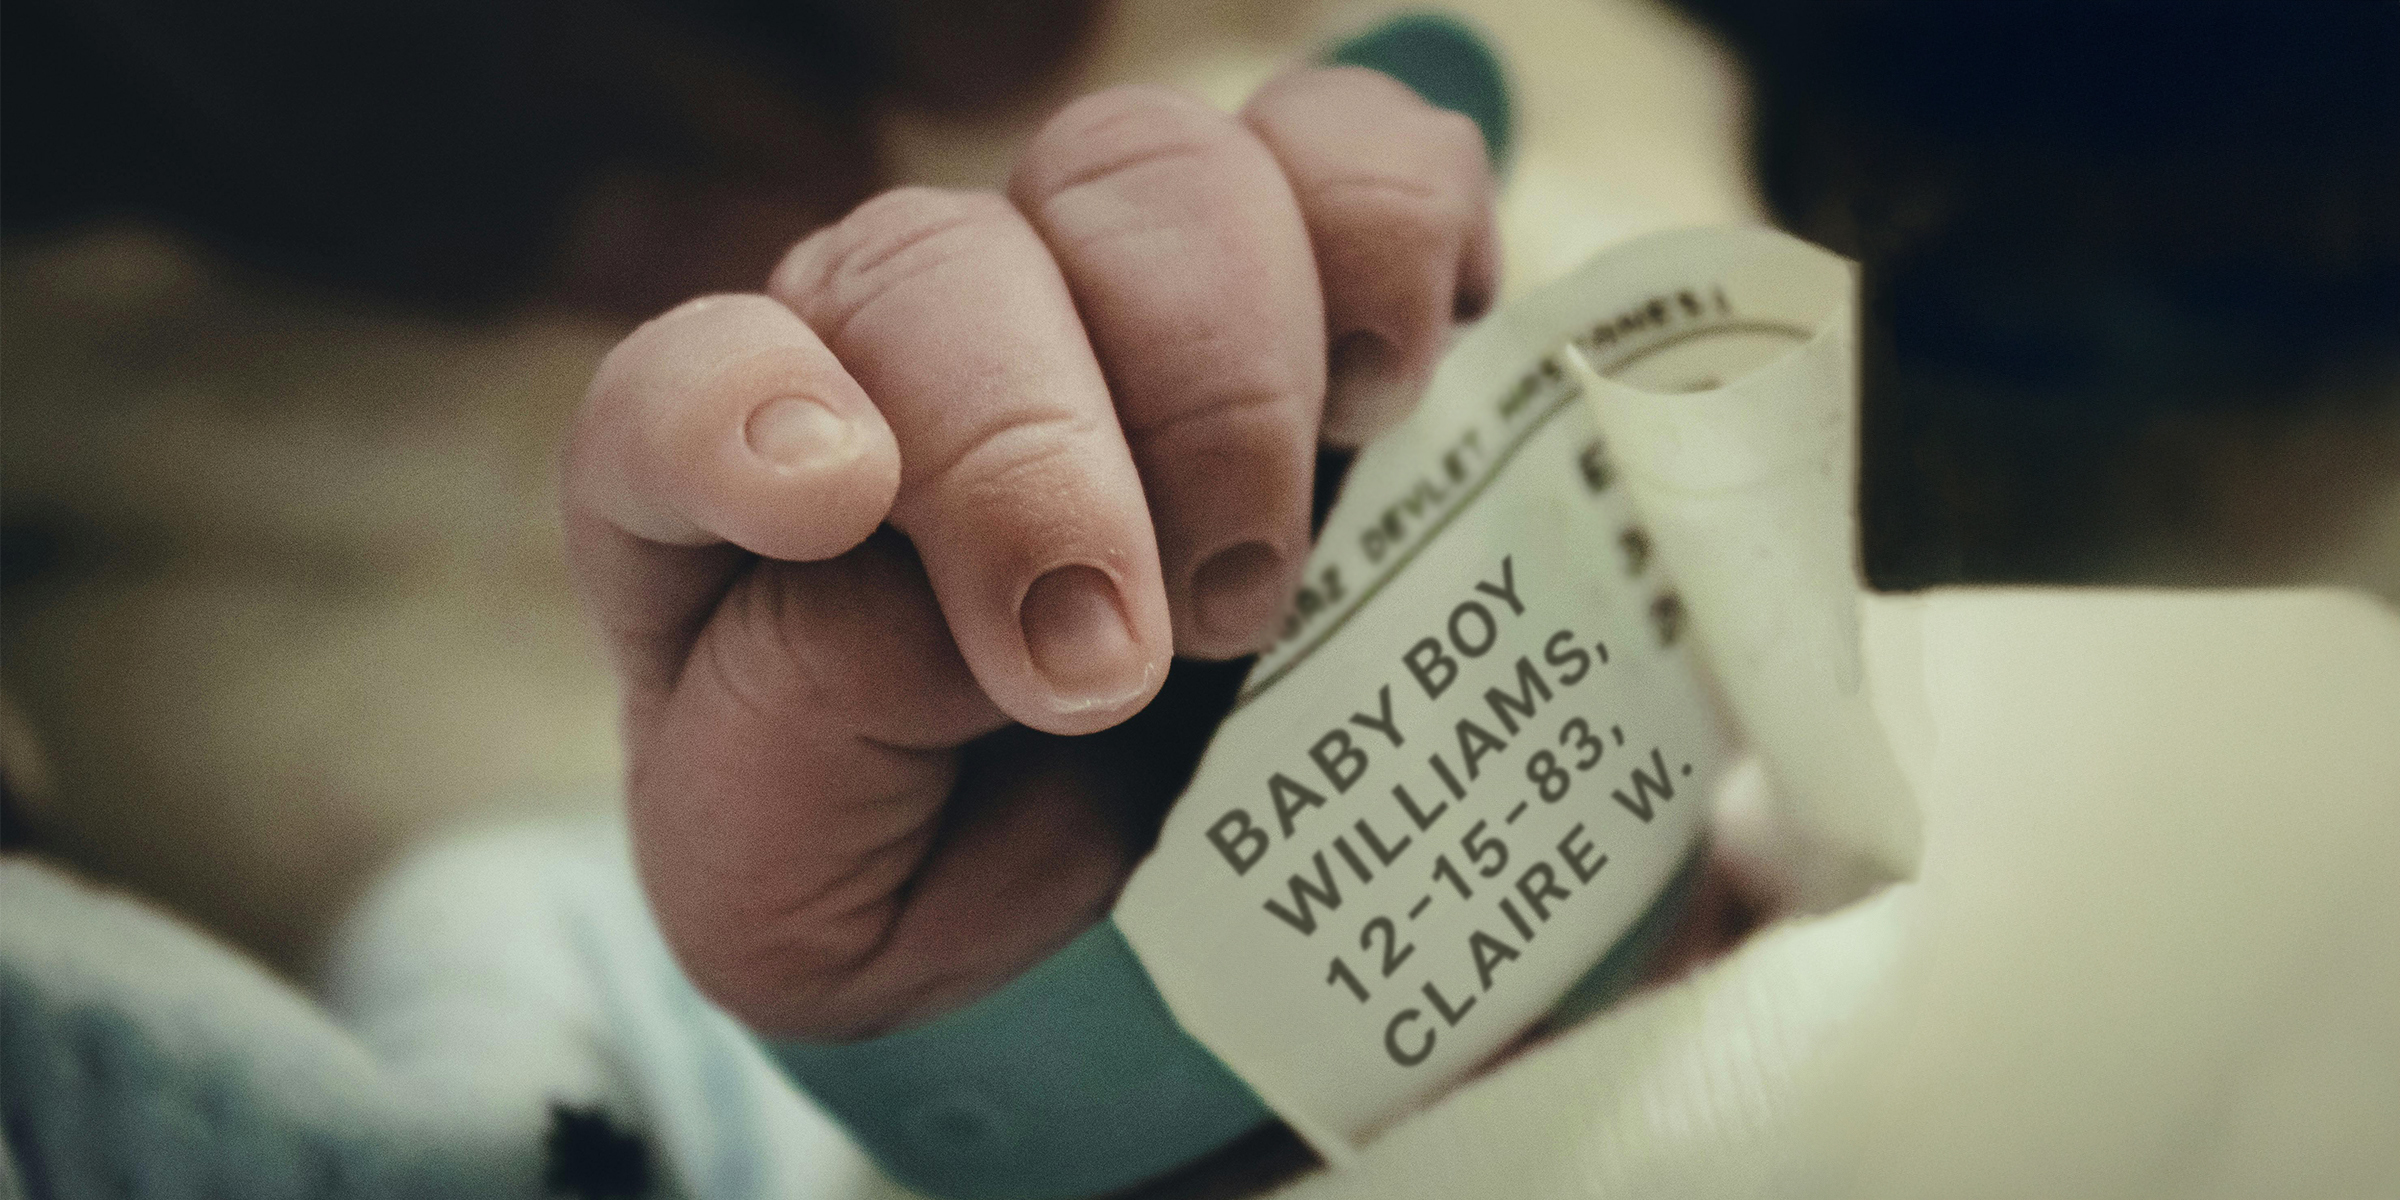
[2,817,904,1200]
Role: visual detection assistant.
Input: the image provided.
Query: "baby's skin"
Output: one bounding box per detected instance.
[563,68,1498,1042]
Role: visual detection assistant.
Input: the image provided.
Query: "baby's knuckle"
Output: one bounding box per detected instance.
[1128,361,1317,445]
[916,410,1102,516]
[1314,172,1463,254]
[835,188,1016,283]
[1253,64,1404,118]
[776,187,1021,324]
[1018,85,1246,205]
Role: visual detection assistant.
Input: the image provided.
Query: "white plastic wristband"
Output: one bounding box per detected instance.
[1118,224,1856,1158]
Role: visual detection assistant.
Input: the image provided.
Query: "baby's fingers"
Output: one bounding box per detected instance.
[1010,87,1326,660]
[562,294,900,695]
[771,189,1172,735]
[1245,67,1500,446]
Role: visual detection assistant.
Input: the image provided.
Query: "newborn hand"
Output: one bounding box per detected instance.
[562,69,1496,1041]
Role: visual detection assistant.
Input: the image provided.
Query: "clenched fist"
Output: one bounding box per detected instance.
[563,68,1497,1041]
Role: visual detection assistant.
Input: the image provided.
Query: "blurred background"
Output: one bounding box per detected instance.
[3,0,2395,996]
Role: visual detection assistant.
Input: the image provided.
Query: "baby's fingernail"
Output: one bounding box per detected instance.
[1193,541,1286,647]
[745,397,856,470]
[1021,564,1145,706]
